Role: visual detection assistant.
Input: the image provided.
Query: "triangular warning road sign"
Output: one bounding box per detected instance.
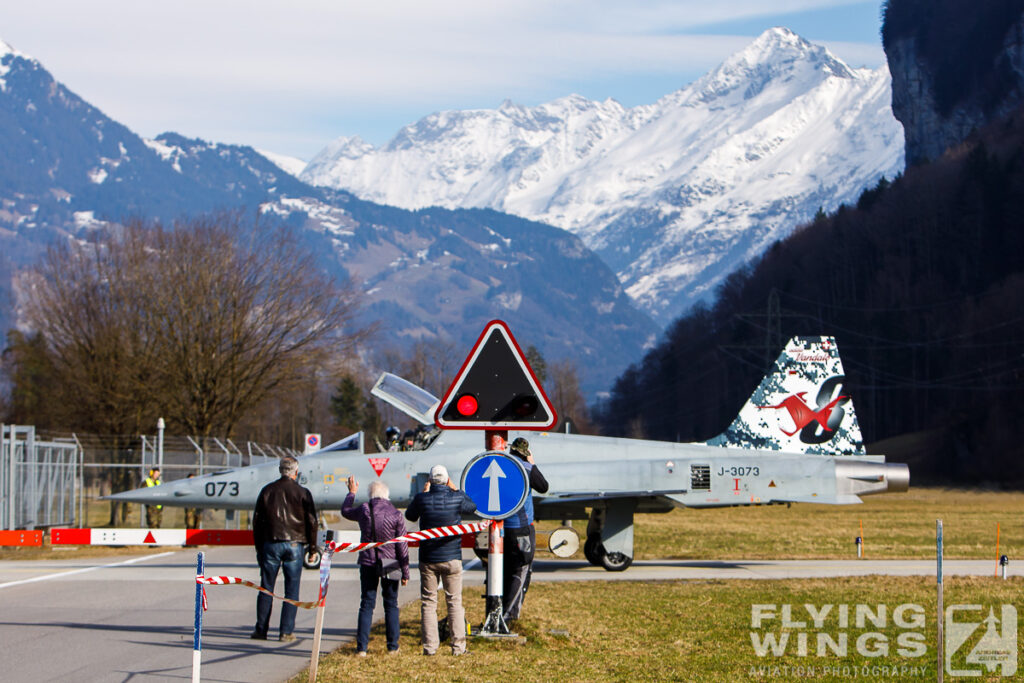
[435,320,557,430]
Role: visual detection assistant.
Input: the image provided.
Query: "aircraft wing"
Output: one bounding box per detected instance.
[371,372,439,425]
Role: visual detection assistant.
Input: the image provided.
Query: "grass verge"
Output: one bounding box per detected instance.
[300,576,1022,682]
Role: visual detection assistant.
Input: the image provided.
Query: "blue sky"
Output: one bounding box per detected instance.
[3,1,886,160]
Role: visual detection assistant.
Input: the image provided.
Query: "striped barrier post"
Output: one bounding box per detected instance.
[193,552,204,683]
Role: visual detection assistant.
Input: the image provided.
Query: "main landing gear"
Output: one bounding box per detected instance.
[585,503,634,572]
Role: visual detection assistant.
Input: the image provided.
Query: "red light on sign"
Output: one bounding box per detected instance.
[456,394,478,416]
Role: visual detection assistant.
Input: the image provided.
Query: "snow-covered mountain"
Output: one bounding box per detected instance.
[303,28,905,324]
[0,38,657,398]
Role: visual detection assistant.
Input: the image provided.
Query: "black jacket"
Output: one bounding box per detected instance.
[405,485,477,563]
[253,476,318,549]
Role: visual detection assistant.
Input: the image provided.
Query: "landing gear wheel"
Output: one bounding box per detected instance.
[583,535,603,566]
[303,548,322,570]
[600,551,633,572]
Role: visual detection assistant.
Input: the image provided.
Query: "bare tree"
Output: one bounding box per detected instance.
[549,359,595,434]
[21,213,366,438]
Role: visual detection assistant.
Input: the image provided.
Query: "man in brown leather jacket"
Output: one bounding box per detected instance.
[250,455,318,642]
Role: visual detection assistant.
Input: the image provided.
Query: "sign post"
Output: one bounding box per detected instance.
[309,531,334,683]
[937,519,944,683]
[192,552,204,683]
[435,320,557,639]
[461,451,530,637]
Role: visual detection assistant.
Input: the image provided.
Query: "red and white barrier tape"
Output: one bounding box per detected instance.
[196,574,325,610]
[326,521,490,553]
[197,521,488,610]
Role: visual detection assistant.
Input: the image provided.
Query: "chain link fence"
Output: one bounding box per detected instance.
[2,424,299,530]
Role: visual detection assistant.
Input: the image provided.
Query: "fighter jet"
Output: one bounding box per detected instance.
[109,336,909,571]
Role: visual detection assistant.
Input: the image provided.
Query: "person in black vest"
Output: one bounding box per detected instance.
[503,437,548,623]
[405,465,477,655]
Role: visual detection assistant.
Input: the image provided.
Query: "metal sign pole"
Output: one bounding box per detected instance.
[193,552,204,683]
[937,519,943,683]
[309,532,333,683]
[478,430,514,637]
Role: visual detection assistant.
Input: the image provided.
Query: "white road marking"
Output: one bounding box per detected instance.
[0,551,176,590]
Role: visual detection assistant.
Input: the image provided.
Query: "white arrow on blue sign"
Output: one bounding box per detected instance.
[460,451,529,520]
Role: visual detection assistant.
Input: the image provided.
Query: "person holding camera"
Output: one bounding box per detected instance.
[342,475,410,655]
[405,465,477,656]
[503,437,548,624]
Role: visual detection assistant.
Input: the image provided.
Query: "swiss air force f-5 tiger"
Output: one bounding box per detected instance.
[111,336,909,571]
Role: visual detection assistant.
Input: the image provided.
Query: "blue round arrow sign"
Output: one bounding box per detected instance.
[460,451,529,520]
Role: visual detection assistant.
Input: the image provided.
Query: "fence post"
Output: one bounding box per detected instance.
[158,418,165,476]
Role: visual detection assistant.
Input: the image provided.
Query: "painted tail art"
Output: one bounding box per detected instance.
[705,336,866,455]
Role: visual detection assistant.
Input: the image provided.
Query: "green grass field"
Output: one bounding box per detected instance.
[299,576,1023,682]
[295,489,1024,682]
[542,488,1023,562]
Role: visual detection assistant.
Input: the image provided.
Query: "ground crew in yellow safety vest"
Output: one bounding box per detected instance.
[144,468,163,528]
[184,473,201,529]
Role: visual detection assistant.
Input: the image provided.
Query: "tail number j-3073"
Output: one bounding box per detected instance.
[717,466,760,477]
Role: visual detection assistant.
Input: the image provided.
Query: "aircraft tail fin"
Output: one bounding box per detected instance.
[705,336,866,455]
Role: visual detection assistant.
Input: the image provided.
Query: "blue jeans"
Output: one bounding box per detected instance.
[357,564,400,652]
[255,541,304,637]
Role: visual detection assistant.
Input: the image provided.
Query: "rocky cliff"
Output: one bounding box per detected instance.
[884,0,1024,165]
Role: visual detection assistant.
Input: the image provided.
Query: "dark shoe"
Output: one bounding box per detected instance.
[250,631,267,640]
[279,633,297,643]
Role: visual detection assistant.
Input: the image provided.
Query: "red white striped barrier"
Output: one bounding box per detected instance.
[196,574,325,610]
[327,521,489,552]
[50,525,485,547]
[195,521,487,611]
[0,530,43,546]
[51,528,256,544]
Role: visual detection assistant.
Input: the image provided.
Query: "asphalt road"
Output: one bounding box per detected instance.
[0,550,1016,682]
[0,545,475,683]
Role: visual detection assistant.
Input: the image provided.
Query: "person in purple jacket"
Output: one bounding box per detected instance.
[342,475,410,655]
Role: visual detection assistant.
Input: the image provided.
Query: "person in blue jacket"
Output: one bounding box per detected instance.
[502,437,548,623]
[405,464,477,655]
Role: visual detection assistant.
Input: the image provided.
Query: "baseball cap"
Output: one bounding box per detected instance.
[429,464,449,485]
[510,437,531,457]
